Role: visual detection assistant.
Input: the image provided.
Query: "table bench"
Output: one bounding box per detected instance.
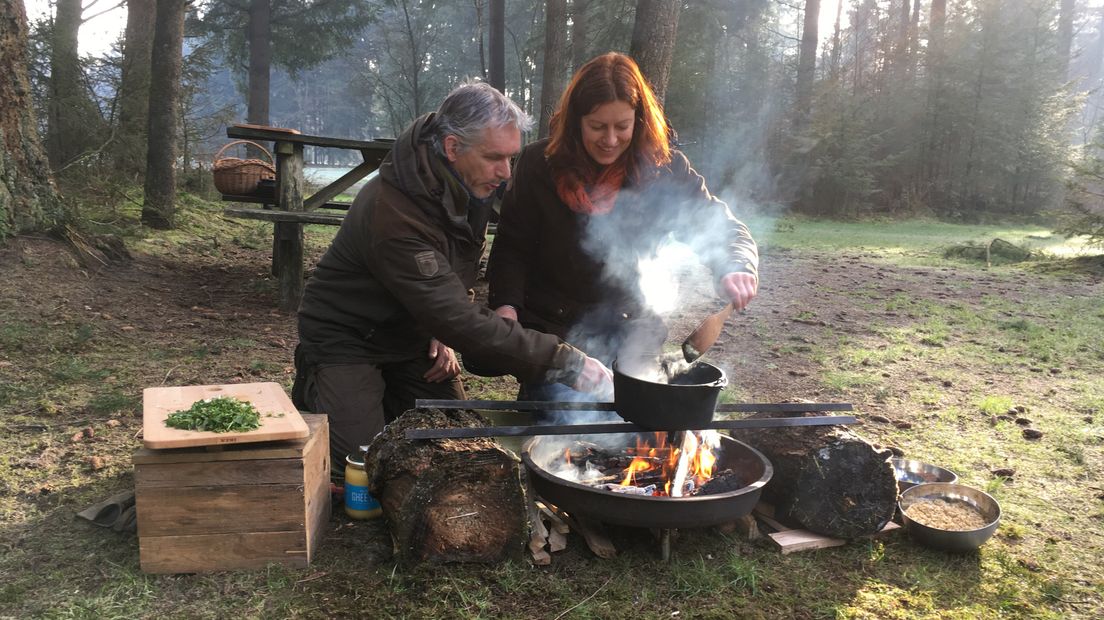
[221,124,394,310]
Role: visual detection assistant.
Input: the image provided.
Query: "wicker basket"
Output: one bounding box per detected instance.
[212,140,276,195]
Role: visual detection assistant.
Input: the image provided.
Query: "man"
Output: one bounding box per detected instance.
[293,82,613,472]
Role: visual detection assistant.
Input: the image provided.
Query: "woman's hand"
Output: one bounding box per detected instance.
[424,338,461,382]
[720,272,759,311]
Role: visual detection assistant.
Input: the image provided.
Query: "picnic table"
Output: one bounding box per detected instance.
[220,124,394,311]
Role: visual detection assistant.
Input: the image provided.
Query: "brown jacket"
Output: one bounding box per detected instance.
[297,116,585,384]
[487,138,758,348]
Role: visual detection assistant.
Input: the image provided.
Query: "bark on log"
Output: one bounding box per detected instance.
[364,408,527,565]
[730,411,896,538]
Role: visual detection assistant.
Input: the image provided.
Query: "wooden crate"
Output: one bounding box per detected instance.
[133,414,330,573]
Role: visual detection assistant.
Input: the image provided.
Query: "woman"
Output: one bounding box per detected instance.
[485,52,758,404]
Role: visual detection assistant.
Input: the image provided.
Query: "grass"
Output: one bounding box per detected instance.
[750,216,1098,260]
[2,202,1103,618]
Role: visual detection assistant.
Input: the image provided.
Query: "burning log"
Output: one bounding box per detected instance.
[729,411,896,538]
[363,408,527,565]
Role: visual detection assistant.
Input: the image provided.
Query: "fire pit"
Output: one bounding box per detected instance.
[522,432,772,530]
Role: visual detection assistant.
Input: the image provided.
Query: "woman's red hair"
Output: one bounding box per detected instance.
[546,53,671,184]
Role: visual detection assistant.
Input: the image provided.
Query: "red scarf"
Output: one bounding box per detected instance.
[554,160,628,216]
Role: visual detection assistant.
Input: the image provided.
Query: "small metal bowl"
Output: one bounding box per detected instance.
[892,458,958,492]
[899,483,1001,552]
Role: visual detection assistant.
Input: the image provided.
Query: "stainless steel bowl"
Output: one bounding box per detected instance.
[892,458,958,492]
[899,483,1001,552]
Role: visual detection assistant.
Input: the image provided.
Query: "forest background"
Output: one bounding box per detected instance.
[4,0,1104,238]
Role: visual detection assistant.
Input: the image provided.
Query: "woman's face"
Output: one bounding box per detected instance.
[580,100,635,166]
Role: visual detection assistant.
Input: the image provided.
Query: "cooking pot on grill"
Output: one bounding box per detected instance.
[613,358,726,431]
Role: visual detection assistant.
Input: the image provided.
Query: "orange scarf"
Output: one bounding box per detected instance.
[554,160,628,215]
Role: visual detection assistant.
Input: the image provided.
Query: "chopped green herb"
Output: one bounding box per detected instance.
[165,396,263,433]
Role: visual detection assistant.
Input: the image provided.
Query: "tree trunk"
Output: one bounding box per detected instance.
[908,0,921,81]
[45,0,103,169]
[571,0,590,71]
[1058,0,1076,78]
[629,0,680,102]
[114,0,156,180]
[141,0,185,229]
[488,0,505,92]
[924,0,947,183]
[473,0,486,79]
[730,413,897,538]
[539,0,567,138]
[829,0,843,79]
[893,0,911,76]
[247,0,271,127]
[1,0,61,240]
[794,0,820,126]
[929,0,946,53]
[364,408,527,566]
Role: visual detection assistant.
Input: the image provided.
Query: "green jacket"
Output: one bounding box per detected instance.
[297,115,586,384]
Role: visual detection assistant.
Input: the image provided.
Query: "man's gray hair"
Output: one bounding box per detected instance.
[429,81,533,156]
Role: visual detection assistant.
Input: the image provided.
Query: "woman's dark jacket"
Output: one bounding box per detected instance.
[486,138,758,353]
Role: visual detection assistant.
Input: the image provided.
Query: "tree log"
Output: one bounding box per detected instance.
[730,412,896,538]
[364,408,526,565]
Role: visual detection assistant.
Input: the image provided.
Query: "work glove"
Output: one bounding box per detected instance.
[572,355,614,400]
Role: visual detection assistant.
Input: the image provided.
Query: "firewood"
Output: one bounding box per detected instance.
[363,408,527,565]
[536,502,570,535]
[730,409,897,538]
[547,506,617,559]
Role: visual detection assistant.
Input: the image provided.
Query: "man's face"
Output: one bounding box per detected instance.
[444,125,521,199]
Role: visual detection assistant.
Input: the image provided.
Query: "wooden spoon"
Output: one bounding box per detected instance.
[680,302,735,363]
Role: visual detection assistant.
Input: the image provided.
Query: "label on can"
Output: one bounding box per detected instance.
[344,483,380,512]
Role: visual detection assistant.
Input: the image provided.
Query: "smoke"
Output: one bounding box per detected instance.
[570,184,743,366]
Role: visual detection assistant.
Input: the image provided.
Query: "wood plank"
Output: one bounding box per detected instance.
[769,529,847,554]
[302,420,330,559]
[133,414,325,465]
[304,162,376,210]
[767,521,901,554]
[139,530,308,573]
[221,194,351,210]
[135,458,304,487]
[548,507,617,559]
[135,484,306,536]
[227,124,395,152]
[142,383,309,450]
[223,207,345,225]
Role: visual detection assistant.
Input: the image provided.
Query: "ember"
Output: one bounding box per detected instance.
[547,431,736,497]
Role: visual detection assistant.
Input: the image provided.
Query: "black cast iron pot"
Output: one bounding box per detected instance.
[613,358,727,431]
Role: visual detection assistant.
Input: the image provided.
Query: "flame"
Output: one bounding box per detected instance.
[615,430,722,496]
[620,458,654,486]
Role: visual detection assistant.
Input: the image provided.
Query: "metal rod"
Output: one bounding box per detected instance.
[404,415,857,439]
[414,399,852,413]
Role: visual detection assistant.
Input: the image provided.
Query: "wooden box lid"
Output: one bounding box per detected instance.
[142,382,309,450]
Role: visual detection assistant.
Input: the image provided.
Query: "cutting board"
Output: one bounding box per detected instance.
[143,382,309,449]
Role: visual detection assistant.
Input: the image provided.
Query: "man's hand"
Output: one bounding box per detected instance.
[424,338,461,382]
[571,356,614,399]
[719,272,759,311]
[494,305,519,322]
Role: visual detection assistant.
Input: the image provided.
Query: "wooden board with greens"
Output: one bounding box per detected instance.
[143,383,308,449]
